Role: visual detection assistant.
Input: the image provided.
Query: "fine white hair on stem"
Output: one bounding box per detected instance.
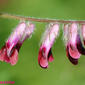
[1,13,85,24]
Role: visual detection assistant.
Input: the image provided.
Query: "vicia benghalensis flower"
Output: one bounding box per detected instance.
[0,22,35,65]
[64,23,81,65]
[38,23,59,68]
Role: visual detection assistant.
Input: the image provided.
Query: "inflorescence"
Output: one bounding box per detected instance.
[0,13,85,69]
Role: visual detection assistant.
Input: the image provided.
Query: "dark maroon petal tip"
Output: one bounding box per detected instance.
[84,40,85,45]
[48,49,54,62]
[76,34,85,55]
[83,40,85,45]
[15,43,22,52]
[66,45,78,65]
[39,63,48,69]
[68,55,78,65]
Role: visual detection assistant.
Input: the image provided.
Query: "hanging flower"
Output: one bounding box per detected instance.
[64,23,81,65]
[38,23,59,68]
[0,22,35,65]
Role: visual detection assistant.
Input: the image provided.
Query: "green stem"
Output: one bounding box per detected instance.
[0,13,85,24]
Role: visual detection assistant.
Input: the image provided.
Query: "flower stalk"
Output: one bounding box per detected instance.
[0,13,85,24]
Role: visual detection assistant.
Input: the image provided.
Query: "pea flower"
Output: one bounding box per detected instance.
[38,23,59,68]
[64,23,81,65]
[0,22,35,65]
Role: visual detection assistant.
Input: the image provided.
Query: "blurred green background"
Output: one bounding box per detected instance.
[0,0,85,85]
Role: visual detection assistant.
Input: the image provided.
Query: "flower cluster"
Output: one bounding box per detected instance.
[0,21,85,68]
[64,23,85,65]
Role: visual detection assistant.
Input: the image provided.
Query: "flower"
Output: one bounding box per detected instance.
[64,23,81,65]
[0,22,35,65]
[38,23,59,68]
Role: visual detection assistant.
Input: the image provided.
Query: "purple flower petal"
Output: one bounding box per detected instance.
[76,34,85,55]
[38,23,59,68]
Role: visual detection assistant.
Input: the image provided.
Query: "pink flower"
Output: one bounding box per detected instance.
[38,23,59,68]
[64,23,81,65]
[0,22,35,65]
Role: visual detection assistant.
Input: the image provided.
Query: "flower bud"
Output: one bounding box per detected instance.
[38,23,59,68]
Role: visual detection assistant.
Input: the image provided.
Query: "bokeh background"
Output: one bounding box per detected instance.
[0,0,85,85]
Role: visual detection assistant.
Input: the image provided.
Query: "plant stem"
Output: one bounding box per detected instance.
[0,13,85,24]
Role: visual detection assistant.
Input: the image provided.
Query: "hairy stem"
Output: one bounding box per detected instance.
[0,13,85,24]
